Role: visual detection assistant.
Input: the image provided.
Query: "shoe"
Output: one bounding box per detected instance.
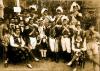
[34,58,39,62]
[67,62,72,66]
[73,68,77,71]
[4,63,8,68]
[27,64,32,69]
[44,57,48,60]
[55,59,59,63]
[4,60,8,68]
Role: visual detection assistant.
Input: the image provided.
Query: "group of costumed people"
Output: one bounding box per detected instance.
[0,1,100,71]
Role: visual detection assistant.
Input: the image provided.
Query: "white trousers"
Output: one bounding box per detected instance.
[29,37,37,49]
[61,36,71,53]
[49,37,59,52]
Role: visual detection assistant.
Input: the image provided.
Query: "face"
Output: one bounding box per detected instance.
[71,20,77,25]
[43,38,46,43]
[15,19,18,23]
[30,19,33,24]
[10,19,15,23]
[31,9,35,13]
[24,11,28,15]
[15,29,20,35]
[89,26,95,31]
[51,22,55,27]
[39,21,43,26]
[56,9,62,14]
[43,11,48,16]
[62,23,67,27]
[20,20,24,24]
[73,6,79,12]
[63,20,68,25]
[76,25,81,29]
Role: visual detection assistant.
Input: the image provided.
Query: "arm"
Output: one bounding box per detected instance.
[96,32,100,39]
[21,37,25,47]
[32,24,38,28]
[95,32,100,46]
[55,24,62,27]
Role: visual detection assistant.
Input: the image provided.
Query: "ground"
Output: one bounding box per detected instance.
[0,47,100,71]
[0,59,97,71]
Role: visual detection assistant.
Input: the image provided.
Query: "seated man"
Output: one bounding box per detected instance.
[67,22,87,71]
[9,25,32,68]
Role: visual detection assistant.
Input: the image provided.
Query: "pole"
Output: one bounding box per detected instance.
[16,0,20,7]
[16,0,20,15]
[0,0,4,19]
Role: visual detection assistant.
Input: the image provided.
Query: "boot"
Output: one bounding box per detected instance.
[55,52,59,63]
[4,59,8,68]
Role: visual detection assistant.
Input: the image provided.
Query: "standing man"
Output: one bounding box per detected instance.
[53,6,65,62]
[9,25,33,68]
[67,21,86,71]
[61,16,72,62]
[49,21,56,61]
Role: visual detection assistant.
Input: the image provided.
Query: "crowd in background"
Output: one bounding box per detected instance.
[0,1,100,71]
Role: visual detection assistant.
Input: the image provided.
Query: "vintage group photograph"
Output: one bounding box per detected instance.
[0,0,100,71]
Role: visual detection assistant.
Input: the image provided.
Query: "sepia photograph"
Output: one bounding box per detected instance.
[0,0,100,71]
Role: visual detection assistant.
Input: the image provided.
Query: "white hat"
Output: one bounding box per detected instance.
[70,2,80,12]
[41,8,48,14]
[56,6,63,13]
[29,4,38,11]
[61,15,69,22]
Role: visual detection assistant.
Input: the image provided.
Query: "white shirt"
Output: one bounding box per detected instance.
[10,35,25,48]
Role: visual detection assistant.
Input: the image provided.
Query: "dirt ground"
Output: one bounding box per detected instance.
[0,47,100,71]
[0,59,98,71]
